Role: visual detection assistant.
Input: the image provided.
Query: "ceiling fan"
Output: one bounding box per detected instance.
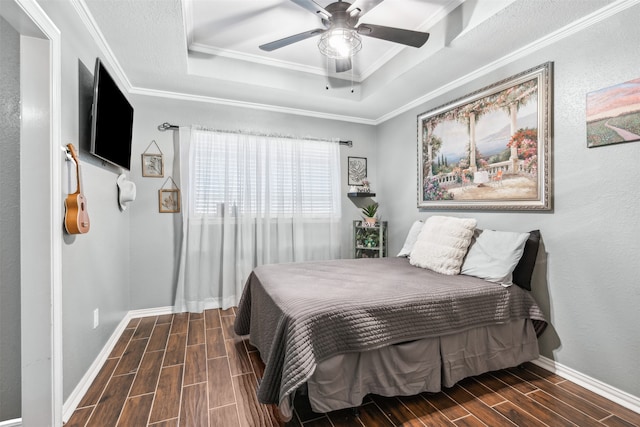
[259,0,430,73]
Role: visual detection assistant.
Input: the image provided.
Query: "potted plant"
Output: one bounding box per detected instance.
[361,203,379,226]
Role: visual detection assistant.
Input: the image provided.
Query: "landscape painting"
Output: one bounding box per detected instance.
[417,62,552,210]
[586,77,640,148]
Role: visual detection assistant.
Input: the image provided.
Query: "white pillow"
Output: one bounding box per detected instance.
[409,216,477,275]
[461,229,530,286]
[397,220,424,257]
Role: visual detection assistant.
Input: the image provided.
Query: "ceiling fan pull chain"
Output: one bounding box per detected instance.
[351,64,354,93]
[326,55,330,90]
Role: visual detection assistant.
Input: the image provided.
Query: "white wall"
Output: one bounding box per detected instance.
[376,5,640,398]
[128,95,377,309]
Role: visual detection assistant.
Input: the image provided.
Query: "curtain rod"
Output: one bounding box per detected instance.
[157,122,353,147]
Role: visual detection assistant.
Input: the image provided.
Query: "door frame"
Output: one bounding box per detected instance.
[1,0,62,425]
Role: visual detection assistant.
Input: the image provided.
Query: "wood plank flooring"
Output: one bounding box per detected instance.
[66,309,640,427]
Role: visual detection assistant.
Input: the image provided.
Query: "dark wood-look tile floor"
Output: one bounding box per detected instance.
[66,309,640,427]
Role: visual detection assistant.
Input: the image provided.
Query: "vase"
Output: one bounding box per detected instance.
[364,217,377,226]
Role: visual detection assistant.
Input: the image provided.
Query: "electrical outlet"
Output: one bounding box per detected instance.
[93,308,99,329]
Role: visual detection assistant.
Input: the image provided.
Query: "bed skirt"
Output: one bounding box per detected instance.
[303,318,539,414]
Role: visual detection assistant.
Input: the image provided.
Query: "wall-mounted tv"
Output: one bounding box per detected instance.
[90,58,134,170]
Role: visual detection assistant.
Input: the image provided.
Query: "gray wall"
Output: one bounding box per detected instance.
[0,15,21,422]
[18,0,639,414]
[128,96,377,309]
[376,5,640,398]
[34,0,133,400]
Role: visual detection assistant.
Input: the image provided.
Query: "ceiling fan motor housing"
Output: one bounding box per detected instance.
[322,1,360,29]
[318,1,363,59]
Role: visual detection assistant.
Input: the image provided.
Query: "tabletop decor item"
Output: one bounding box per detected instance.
[348,156,367,186]
[361,202,378,226]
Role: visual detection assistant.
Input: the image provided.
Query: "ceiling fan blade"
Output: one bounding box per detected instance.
[357,23,429,48]
[290,0,331,20]
[346,0,384,19]
[259,28,326,51]
[335,57,352,73]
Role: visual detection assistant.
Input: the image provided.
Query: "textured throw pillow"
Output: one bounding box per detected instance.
[512,230,541,291]
[396,220,424,257]
[409,216,477,275]
[461,229,530,286]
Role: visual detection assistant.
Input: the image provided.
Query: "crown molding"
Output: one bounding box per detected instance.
[129,86,377,126]
[376,0,640,124]
[188,42,353,81]
[70,0,132,91]
[184,0,465,83]
[74,0,639,125]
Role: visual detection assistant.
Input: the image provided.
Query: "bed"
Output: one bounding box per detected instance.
[234,252,547,419]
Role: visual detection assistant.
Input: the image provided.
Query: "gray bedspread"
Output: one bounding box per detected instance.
[234,257,547,412]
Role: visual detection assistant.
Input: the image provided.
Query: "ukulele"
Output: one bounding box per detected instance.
[64,144,91,234]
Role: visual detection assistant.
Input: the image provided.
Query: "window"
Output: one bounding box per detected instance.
[191,129,341,218]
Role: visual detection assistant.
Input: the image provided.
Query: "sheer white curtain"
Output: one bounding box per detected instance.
[174,126,342,312]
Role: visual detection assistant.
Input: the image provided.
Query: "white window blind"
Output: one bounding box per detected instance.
[191,130,341,218]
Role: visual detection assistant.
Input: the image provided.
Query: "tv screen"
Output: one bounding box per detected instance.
[90,58,134,170]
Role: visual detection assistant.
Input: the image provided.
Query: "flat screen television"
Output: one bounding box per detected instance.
[90,58,134,170]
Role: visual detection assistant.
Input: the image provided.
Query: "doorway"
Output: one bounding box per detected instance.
[0,0,62,425]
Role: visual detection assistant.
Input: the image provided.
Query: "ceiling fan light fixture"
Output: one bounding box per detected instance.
[318,28,362,59]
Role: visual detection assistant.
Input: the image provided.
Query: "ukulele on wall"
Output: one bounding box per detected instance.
[64,143,90,234]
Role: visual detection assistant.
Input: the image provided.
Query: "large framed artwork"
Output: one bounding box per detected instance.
[417,62,553,210]
[586,77,640,148]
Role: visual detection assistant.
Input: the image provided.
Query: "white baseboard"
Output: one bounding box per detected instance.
[62,306,175,422]
[0,419,22,427]
[127,305,176,319]
[62,308,640,422]
[532,356,640,414]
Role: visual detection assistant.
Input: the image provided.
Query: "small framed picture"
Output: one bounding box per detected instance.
[587,77,640,148]
[348,156,367,186]
[158,189,180,213]
[142,153,164,177]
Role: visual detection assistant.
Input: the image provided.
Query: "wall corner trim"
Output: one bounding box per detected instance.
[532,356,640,414]
[61,306,174,422]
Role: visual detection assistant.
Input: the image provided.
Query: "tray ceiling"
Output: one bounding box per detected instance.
[81,0,621,122]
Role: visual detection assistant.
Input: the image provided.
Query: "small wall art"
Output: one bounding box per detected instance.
[158,176,180,213]
[142,140,164,177]
[348,156,367,186]
[586,77,640,148]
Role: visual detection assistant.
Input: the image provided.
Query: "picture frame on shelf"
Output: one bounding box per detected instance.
[347,156,367,186]
[417,62,552,211]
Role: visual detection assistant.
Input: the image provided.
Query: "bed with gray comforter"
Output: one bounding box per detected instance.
[234,257,547,419]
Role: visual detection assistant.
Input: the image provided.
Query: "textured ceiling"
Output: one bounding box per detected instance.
[186,0,459,80]
[81,0,619,123]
